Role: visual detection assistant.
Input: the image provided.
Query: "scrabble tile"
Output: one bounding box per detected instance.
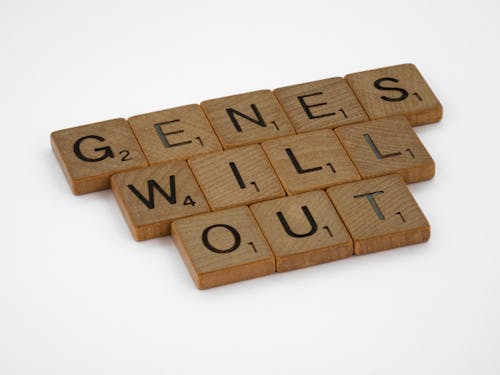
[172,207,275,289]
[326,175,430,255]
[128,104,222,165]
[261,129,361,195]
[251,190,353,272]
[345,64,443,126]
[273,77,368,133]
[335,116,435,183]
[188,145,285,210]
[51,118,148,195]
[111,161,210,241]
[201,90,295,148]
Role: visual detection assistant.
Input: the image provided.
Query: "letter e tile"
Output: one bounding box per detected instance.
[274,77,368,133]
[128,104,222,165]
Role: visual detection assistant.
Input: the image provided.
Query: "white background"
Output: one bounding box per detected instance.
[1,0,499,373]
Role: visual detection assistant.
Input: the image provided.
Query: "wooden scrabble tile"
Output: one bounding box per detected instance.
[273,77,368,133]
[251,190,353,272]
[111,161,210,241]
[326,175,430,255]
[200,90,295,148]
[261,129,361,195]
[188,145,285,210]
[335,116,435,183]
[51,118,148,195]
[345,64,443,126]
[128,104,222,165]
[172,207,275,289]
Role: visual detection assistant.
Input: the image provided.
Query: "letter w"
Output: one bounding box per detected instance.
[127,176,177,209]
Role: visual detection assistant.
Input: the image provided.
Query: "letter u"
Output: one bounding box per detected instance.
[276,206,318,238]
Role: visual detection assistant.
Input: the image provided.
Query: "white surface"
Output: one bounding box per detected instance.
[1,0,499,373]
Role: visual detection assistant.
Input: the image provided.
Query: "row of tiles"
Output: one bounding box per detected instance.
[51,63,442,195]
[111,117,434,240]
[171,174,430,289]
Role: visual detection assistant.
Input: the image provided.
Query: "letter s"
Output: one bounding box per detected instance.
[373,77,409,102]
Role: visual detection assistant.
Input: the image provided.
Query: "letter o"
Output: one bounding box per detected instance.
[201,224,241,254]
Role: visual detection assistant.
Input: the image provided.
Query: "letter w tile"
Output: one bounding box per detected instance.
[127,176,177,209]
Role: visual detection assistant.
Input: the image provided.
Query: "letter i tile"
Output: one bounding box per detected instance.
[188,145,285,210]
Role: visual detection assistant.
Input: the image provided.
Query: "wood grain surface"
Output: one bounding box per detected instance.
[128,104,222,165]
[51,118,148,195]
[201,90,295,148]
[335,116,435,183]
[345,64,443,126]
[261,129,360,194]
[111,161,210,241]
[274,77,368,133]
[251,190,353,272]
[51,64,440,288]
[172,206,275,289]
[188,144,285,210]
[326,175,430,255]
